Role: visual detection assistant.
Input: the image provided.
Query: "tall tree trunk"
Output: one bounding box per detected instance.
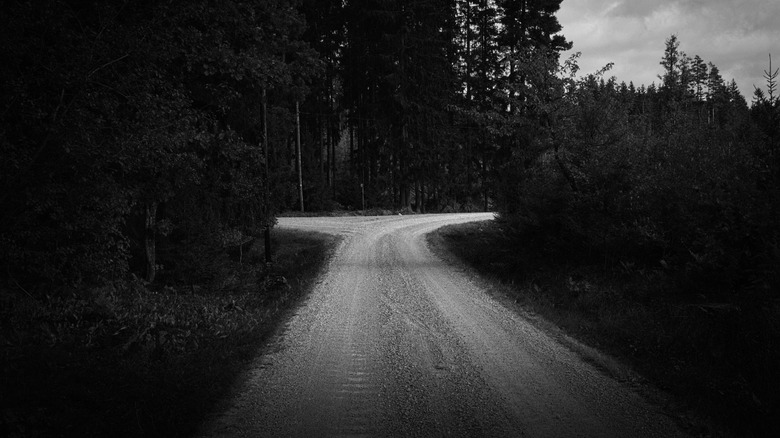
[394,153,399,209]
[320,114,326,187]
[325,114,330,190]
[349,123,354,177]
[262,88,272,264]
[144,201,158,283]
[329,79,337,200]
[466,132,472,195]
[554,144,578,193]
[296,101,304,212]
[465,1,473,102]
[421,182,426,213]
[482,156,489,211]
[330,114,337,200]
[414,179,421,212]
[399,123,410,209]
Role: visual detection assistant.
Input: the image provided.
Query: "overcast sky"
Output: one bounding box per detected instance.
[557,0,780,98]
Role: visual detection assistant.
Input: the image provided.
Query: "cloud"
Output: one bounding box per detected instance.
[557,0,780,95]
[609,1,664,18]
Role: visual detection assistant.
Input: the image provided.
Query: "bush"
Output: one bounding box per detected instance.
[496,71,779,299]
[1,230,336,437]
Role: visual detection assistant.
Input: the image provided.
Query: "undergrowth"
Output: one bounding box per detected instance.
[429,220,780,438]
[0,229,337,437]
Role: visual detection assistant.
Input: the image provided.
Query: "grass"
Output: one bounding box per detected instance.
[428,220,780,438]
[0,229,338,437]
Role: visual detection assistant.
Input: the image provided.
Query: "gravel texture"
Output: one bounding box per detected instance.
[199,213,684,437]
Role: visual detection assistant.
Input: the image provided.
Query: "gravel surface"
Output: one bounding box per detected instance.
[199,213,684,437]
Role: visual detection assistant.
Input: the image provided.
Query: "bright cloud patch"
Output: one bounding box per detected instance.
[558,0,780,95]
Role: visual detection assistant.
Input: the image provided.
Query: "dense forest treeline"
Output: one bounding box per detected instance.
[502,34,780,299]
[1,1,778,302]
[1,0,316,286]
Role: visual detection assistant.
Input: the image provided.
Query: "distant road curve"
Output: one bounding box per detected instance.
[200,213,684,437]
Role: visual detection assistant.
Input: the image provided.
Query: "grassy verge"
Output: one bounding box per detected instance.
[1,229,338,437]
[428,220,779,438]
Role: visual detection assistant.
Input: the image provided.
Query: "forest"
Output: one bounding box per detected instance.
[2,0,777,297]
[1,0,779,435]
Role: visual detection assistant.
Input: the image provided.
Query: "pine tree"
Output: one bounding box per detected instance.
[496,0,570,55]
[342,0,461,210]
[692,55,708,101]
[455,0,502,210]
[707,63,727,124]
[752,55,780,171]
[659,34,689,104]
[458,0,501,109]
[496,0,571,112]
[0,0,318,284]
[300,0,346,209]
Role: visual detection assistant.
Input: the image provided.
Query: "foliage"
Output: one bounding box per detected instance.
[1,230,336,437]
[0,0,316,288]
[432,220,780,436]
[495,36,779,299]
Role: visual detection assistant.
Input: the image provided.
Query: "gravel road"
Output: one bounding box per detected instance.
[199,213,684,437]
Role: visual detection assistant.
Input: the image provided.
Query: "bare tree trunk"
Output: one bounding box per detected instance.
[331,113,337,200]
[400,123,410,209]
[296,101,304,212]
[466,133,472,196]
[421,182,426,213]
[391,148,397,207]
[465,1,472,101]
[144,201,158,283]
[320,114,326,186]
[349,123,354,177]
[262,88,272,264]
[325,114,330,189]
[329,79,337,200]
[414,179,421,212]
[482,157,489,211]
[554,144,578,193]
